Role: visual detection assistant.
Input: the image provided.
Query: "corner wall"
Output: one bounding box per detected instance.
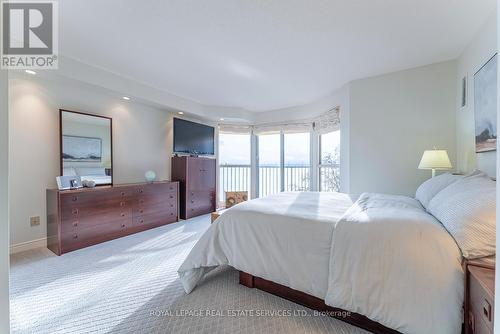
[456,13,497,177]
[0,69,11,332]
[348,61,457,195]
[9,73,171,248]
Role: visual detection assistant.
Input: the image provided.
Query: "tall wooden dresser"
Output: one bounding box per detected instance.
[47,181,179,255]
[171,156,216,219]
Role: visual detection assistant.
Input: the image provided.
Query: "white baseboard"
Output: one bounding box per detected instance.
[10,237,47,254]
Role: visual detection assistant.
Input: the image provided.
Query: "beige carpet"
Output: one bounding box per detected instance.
[10,215,367,334]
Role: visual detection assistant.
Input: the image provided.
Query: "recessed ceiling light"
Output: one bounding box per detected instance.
[122,96,130,100]
[178,112,184,115]
[25,70,37,75]
[219,118,225,121]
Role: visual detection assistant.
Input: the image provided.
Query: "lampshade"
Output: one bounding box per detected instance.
[418,150,452,170]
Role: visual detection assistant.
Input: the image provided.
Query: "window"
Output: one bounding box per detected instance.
[284,132,310,191]
[219,132,251,204]
[319,130,340,192]
[258,133,281,197]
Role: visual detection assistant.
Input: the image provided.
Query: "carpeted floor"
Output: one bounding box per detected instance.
[10,215,367,334]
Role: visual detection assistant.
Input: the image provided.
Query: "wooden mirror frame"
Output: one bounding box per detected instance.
[59,109,113,186]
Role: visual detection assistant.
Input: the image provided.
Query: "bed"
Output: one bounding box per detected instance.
[178,171,496,334]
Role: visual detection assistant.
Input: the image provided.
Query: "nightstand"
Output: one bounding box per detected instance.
[465,261,495,334]
[211,209,228,223]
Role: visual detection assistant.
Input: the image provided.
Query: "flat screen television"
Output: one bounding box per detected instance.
[173,118,215,155]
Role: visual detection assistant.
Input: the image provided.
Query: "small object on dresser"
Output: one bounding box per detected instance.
[56,175,82,190]
[211,209,228,223]
[145,170,156,183]
[82,180,96,188]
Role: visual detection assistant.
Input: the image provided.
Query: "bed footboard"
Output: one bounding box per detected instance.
[238,271,401,334]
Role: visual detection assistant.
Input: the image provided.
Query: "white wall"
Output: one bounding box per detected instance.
[456,13,497,177]
[0,70,11,332]
[9,73,171,247]
[348,61,457,195]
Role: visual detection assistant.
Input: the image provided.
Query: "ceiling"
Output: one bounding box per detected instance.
[60,0,495,112]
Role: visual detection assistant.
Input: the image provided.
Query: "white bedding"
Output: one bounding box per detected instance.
[327,193,463,334]
[178,192,464,334]
[178,191,357,298]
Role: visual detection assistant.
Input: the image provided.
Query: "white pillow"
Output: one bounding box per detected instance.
[415,173,462,209]
[427,173,496,259]
[63,167,77,176]
[75,167,106,176]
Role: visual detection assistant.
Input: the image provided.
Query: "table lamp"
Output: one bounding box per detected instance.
[418,149,452,178]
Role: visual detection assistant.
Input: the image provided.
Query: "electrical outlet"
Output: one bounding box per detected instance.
[30,216,40,227]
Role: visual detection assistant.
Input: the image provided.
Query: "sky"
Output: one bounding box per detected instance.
[219,131,340,166]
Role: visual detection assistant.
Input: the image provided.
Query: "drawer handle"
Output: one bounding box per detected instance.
[169,195,174,199]
[169,187,174,190]
[72,208,79,215]
[121,224,126,228]
[72,221,78,227]
[121,213,126,217]
[483,299,492,321]
[120,202,126,207]
[72,196,78,202]
[73,234,78,239]
[170,204,173,207]
[191,200,194,203]
[121,192,126,196]
[139,199,144,204]
[139,219,144,224]
[139,209,144,214]
[191,192,194,196]
[139,189,144,193]
[170,212,174,216]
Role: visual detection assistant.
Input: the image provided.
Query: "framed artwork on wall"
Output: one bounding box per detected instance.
[474,53,497,153]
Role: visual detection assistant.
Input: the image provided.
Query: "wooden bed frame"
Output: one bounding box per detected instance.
[239,271,402,334]
[240,258,494,334]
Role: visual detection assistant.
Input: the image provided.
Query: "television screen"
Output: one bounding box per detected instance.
[173,118,215,155]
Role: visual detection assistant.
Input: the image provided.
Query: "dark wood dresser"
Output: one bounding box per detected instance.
[465,259,495,334]
[47,181,179,255]
[171,156,216,219]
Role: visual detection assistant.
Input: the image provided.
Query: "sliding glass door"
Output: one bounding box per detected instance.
[219,124,341,202]
[284,132,310,191]
[257,133,281,197]
[219,132,251,205]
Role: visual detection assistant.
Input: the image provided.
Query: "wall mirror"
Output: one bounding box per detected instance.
[60,109,113,186]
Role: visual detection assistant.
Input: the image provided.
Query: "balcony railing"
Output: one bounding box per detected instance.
[219,164,340,201]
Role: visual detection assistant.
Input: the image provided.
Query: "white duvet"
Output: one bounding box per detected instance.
[178,192,464,334]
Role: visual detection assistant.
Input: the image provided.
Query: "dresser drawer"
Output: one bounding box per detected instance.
[132,210,177,229]
[60,188,131,206]
[186,191,214,217]
[135,193,177,207]
[470,272,495,332]
[133,200,177,217]
[60,218,130,253]
[134,183,177,196]
[61,204,132,230]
